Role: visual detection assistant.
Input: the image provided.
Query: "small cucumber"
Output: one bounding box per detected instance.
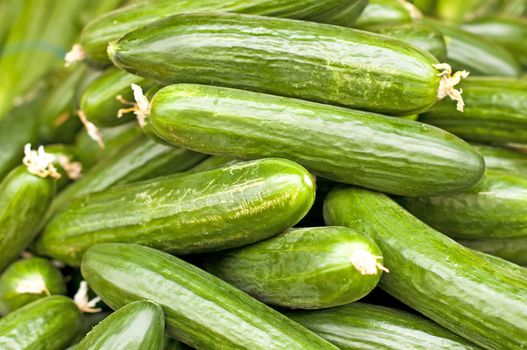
[420,77,527,144]
[76,300,165,350]
[461,237,527,267]
[307,0,368,27]
[81,243,338,349]
[287,303,481,350]
[0,257,66,315]
[473,143,527,175]
[0,295,81,350]
[355,0,418,29]
[36,158,315,266]
[324,186,527,350]
[204,227,385,309]
[146,84,484,196]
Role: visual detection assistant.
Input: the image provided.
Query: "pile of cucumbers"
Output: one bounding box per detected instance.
[0,0,526,349]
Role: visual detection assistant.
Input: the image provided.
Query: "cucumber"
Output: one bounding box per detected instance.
[79,0,358,66]
[434,0,496,22]
[413,0,437,15]
[473,143,527,175]
[0,165,55,272]
[286,303,481,350]
[472,249,527,278]
[307,0,368,27]
[0,257,66,315]
[355,0,418,29]
[187,156,239,173]
[76,300,165,350]
[81,243,338,349]
[461,237,527,267]
[80,67,148,127]
[145,84,484,196]
[0,295,81,350]
[421,19,521,77]
[324,186,527,350]
[48,136,205,215]
[107,12,461,116]
[36,158,315,266]
[420,77,527,144]
[462,16,527,69]
[44,144,82,191]
[204,227,385,309]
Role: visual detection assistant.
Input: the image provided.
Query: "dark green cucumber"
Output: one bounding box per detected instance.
[0,166,55,272]
[0,257,66,315]
[108,12,452,116]
[81,243,338,349]
[421,19,521,76]
[80,67,147,127]
[462,16,527,69]
[0,295,81,349]
[473,143,527,175]
[420,77,527,144]
[307,0,368,27]
[76,300,164,350]
[461,237,527,267]
[355,0,418,29]
[187,156,239,173]
[324,186,527,350]
[471,249,527,278]
[287,303,481,350]
[48,136,205,215]
[146,84,484,196]
[80,0,357,65]
[204,227,385,309]
[36,158,315,266]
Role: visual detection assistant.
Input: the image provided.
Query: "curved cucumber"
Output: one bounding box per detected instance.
[108,12,449,116]
[287,303,481,350]
[205,227,384,309]
[473,143,527,175]
[81,243,338,349]
[147,84,484,196]
[0,166,55,272]
[324,186,527,350]
[0,257,66,315]
[461,237,527,267]
[420,77,527,144]
[76,300,164,350]
[80,0,356,65]
[355,0,417,29]
[0,295,81,350]
[307,0,368,27]
[36,158,315,266]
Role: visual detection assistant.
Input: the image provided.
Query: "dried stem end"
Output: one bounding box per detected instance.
[351,250,389,275]
[23,144,61,179]
[77,110,105,149]
[74,281,101,313]
[64,44,86,67]
[117,84,151,127]
[433,63,470,112]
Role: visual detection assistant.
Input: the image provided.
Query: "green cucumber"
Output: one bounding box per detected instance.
[0,295,81,350]
[324,186,527,350]
[81,243,338,349]
[307,0,368,27]
[434,0,496,22]
[108,12,456,116]
[76,300,164,350]
[0,257,66,315]
[471,249,527,278]
[187,156,239,173]
[146,84,484,196]
[355,0,418,29]
[461,237,527,267]
[287,303,481,350]
[204,227,384,309]
[473,143,527,175]
[79,0,358,65]
[421,19,521,77]
[420,77,527,144]
[413,0,437,15]
[36,158,315,266]
[44,144,81,191]
[462,17,527,69]
[0,165,55,272]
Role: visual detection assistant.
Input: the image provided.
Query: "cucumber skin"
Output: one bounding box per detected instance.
[0,295,81,350]
[205,227,384,309]
[80,0,357,65]
[0,167,54,272]
[462,238,527,267]
[109,12,443,116]
[420,78,527,144]
[44,144,79,191]
[473,143,527,175]
[399,170,527,239]
[287,303,481,350]
[307,0,368,27]
[324,187,527,350]
[81,243,338,350]
[36,158,315,266]
[148,84,484,197]
[355,0,413,29]
[76,300,165,350]
[0,257,66,315]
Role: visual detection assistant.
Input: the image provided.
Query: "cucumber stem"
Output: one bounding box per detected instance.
[74,281,101,313]
[433,63,470,112]
[117,84,150,127]
[77,110,105,149]
[351,250,389,275]
[64,44,85,67]
[56,155,82,180]
[22,144,61,179]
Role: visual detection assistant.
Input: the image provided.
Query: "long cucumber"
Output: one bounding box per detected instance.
[473,144,527,175]
[461,238,527,267]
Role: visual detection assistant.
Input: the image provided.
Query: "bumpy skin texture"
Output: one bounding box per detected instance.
[0,258,66,315]
[36,158,315,266]
[108,12,443,116]
[307,0,368,27]
[324,187,527,350]
[0,167,54,272]
[76,300,165,350]
[81,243,338,350]
[287,303,481,350]
[462,238,527,267]
[80,0,357,65]
[0,296,81,350]
[354,0,413,29]
[420,78,527,144]
[205,227,384,309]
[148,84,484,196]
[473,144,527,175]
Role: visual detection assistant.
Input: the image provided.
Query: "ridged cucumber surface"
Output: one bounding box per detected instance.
[473,143,527,175]
[461,238,527,267]
[355,0,416,29]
